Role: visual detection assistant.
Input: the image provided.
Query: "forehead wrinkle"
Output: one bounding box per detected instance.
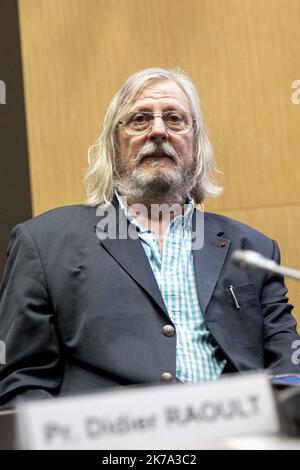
[130,102,189,113]
[132,80,191,112]
[134,94,189,106]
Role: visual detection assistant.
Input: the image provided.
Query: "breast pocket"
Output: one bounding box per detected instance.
[224,283,263,349]
[225,283,259,307]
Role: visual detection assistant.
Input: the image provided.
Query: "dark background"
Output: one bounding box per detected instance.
[0,0,32,278]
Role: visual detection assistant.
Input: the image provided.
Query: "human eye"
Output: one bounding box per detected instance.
[130,112,151,124]
[123,112,151,132]
[165,111,185,123]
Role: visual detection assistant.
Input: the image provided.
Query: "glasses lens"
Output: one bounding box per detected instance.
[123,112,152,135]
[163,111,191,134]
[122,111,193,135]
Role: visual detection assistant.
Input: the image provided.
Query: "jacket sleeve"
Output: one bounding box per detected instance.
[0,223,63,409]
[262,239,300,374]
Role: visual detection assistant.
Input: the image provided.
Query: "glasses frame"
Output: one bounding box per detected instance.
[118,110,196,136]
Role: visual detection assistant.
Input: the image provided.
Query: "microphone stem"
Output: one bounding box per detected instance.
[270,264,300,281]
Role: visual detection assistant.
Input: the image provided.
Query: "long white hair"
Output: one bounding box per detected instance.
[84,68,222,205]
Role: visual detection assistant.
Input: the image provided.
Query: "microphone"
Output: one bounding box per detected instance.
[231,250,300,281]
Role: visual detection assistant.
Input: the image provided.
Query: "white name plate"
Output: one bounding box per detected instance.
[18,372,279,449]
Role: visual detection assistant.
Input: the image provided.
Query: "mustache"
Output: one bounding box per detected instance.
[133,142,180,165]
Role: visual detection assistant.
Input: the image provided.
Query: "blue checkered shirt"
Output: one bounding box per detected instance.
[116,193,226,382]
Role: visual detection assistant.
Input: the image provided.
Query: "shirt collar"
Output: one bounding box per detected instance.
[115,191,194,233]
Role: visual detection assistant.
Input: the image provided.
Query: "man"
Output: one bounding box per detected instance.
[0,68,299,409]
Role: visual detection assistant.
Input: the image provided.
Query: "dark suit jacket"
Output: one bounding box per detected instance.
[0,203,299,408]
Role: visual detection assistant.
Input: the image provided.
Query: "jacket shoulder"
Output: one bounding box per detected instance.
[11,205,98,245]
[24,204,96,227]
[204,211,275,247]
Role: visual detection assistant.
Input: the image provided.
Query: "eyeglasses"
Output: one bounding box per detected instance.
[119,110,195,136]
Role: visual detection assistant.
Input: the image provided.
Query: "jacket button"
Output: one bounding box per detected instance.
[163,325,175,337]
[160,372,173,383]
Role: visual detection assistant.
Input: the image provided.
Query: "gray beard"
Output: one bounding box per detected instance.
[114,142,195,204]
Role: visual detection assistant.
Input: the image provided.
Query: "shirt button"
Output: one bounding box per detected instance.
[160,372,173,384]
[163,325,175,337]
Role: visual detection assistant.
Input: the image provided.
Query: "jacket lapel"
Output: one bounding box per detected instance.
[192,210,231,314]
[94,203,231,319]
[94,202,168,317]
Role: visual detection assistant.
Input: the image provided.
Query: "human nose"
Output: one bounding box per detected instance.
[148,115,168,144]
